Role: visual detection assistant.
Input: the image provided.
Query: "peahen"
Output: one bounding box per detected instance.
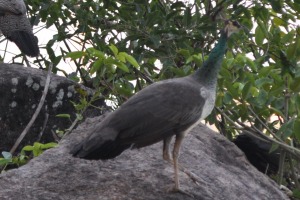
[0,0,39,57]
[71,20,241,192]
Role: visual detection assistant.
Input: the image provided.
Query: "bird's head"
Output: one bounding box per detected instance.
[223,20,241,38]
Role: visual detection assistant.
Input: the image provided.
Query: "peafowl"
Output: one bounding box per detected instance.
[233,133,280,175]
[71,20,241,192]
[0,0,39,57]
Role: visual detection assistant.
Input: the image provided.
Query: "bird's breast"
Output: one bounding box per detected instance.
[199,87,216,120]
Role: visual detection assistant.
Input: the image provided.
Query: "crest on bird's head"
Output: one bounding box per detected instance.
[223,20,241,38]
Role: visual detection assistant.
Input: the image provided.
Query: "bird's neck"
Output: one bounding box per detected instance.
[193,31,228,89]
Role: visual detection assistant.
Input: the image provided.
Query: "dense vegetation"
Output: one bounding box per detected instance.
[0,0,299,197]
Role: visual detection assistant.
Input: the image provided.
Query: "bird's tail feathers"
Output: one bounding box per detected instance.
[71,139,131,160]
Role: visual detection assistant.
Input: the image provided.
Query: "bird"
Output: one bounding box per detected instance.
[71,20,241,193]
[233,133,280,175]
[0,0,39,57]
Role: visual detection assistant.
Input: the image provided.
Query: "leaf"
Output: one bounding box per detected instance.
[0,158,10,165]
[257,19,269,39]
[293,118,300,141]
[183,7,191,27]
[295,94,300,113]
[76,113,83,121]
[192,54,203,67]
[250,86,259,97]
[1,151,12,160]
[255,25,265,46]
[90,59,104,75]
[259,7,270,22]
[245,57,257,71]
[215,93,223,107]
[273,17,284,26]
[223,92,233,104]
[145,10,160,27]
[68,72,80,83]
[255,77,274,88]
[269,143,279,153]
[267,0,282,12]
[256,90,268,105]
[235,54,247,64]
[242,82,252,99]
[22,145,34,151]
[115,61,129,72]
[41,142,58,149]
[269,107,285,118]
[170,2,185,9]
[258,66,273,76]
[227,83,239,98]
[233,82,244,93]
[294,0,300,12]
[150,35,161,48]
[178,49,191,59]
[286,37,300,59]
[281,31,295,44]
[109,44,118,57]
[56,114,71,118]
[277,118,295,139]
[125,54,140,68]
[87,48,105,59]
[33,142,43,157]
[65,51,85,60]
[117,52,127,63]
[226,58,235,68]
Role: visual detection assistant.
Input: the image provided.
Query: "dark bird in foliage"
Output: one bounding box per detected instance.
[233,133,280,175]
[71,20,241,192]
[0,0,39,57]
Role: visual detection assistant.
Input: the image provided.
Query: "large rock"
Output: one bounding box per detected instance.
[0,116,288,200]
[0,63,106,152]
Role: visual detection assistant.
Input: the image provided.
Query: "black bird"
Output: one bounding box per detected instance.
[233,133,280,175]
[0,0,39,57]
[71,20,241,192]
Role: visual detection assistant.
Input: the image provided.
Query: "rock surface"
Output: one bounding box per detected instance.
[0,63,106,152]
[0,116,288,200]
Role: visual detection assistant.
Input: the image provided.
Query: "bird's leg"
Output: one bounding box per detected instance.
[172,133,185,191]
[168,133,194,197]
[163,136,172,162]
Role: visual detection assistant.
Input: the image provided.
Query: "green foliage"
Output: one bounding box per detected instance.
[22,142,58,157]
[0,142,58,172]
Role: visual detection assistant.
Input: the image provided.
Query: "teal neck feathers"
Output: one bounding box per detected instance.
[193,31,228,89]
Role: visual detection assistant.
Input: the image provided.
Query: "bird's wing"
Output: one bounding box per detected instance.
[107,76,206,146]
[0,0,26,15]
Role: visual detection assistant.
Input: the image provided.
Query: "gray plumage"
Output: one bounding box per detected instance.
[0,0,39,57]
[71,20,241,192]
[72,76,208,159]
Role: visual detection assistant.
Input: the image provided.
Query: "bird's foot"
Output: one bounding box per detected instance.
[166,186,194,198]
[163,156,173,163]
[163,152,173,163]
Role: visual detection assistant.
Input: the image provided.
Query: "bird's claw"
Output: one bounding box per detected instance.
[163,153,173,163]
[167,186,194,198]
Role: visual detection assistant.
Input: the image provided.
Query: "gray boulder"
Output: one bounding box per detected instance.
[0,115,288,200]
